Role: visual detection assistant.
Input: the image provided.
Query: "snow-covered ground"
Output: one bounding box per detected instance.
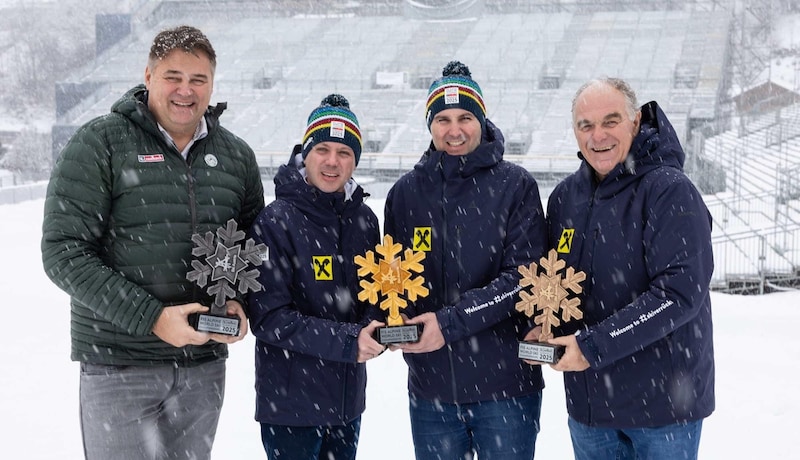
[2,197,796,458]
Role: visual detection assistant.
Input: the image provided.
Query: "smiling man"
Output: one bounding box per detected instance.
[384,61,548,460]
[571,79,642,180]
[144,33,214,152]
[537,77,715,460]
[41,25,264,460]
[244,94,384,460]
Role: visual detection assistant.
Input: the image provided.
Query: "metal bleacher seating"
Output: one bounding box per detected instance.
[56,2,800,292]
[58,4,731,182]
[702,102,800,291]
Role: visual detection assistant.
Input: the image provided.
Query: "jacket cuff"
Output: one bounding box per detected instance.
[434,307,454,343]
[341,322,362,362]
[575,329,602,369]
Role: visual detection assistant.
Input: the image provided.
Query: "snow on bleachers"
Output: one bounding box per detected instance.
[703,108,800,286]
[60,7,730,166]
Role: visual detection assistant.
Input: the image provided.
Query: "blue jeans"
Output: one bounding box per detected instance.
[79,360,226,460]
[260,417,361,460]
[409,392,542,460]
[568,417,703,460]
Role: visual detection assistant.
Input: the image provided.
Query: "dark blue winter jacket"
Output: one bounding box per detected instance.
[245,146,380,426]
[547,101,715,428]
[384,120,547,404]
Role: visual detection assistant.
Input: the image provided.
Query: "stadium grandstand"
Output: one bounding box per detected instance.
[50,0,800,293]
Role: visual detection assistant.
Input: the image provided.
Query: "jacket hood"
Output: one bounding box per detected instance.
[414,118,505,178]
[110,84,227,136]
[274,145,367,221]
[629,101,685,170]
[576,101,685,194]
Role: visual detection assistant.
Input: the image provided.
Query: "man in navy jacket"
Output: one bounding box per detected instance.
[385,61,548,460]
[537,77,715,460]
[245,94,385,460]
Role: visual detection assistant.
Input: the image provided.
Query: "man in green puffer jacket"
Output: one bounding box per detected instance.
[41,25,264,460]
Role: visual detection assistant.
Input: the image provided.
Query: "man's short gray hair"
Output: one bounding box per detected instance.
[572,77,638,121]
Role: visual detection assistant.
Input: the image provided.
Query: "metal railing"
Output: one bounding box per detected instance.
[254,151,579,189]
[702,104,800,293]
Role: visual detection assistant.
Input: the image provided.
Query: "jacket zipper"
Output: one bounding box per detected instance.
[337,210,349,421]
[440,177,459,403]
[183,143,198,368]
[584,187,598,425]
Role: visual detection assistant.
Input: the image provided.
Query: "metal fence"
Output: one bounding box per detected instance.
[701,104,800,294]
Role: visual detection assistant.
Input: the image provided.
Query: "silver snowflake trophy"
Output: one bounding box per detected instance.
[186,219,266,336]
[515,249,586,363]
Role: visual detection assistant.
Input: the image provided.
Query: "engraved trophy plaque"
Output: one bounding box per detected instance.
[516,249,586,363]
[186,219,266,336]
[355,234,429,344]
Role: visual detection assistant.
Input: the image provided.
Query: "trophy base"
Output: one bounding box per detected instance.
[376,324,421,344]
[518,341,565,364]
[190,312,240,336]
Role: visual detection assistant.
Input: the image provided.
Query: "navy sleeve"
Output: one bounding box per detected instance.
[436,174,548,343]
[577,173,714,369]
[245,205,363,364]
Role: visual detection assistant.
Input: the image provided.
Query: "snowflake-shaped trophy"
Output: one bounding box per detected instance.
[186,219,267,336]
[355,234,429,344]
[515,248,586,363]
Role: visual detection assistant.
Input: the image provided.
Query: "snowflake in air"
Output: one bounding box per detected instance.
[187,219,267,310]
[355,234,429,326]
[516,249,586,341]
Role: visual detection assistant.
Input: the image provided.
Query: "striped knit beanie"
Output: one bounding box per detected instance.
[425,61,486,132]
[302,94,362,165]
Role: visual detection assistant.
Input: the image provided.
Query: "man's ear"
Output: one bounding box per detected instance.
[144,66,152,89]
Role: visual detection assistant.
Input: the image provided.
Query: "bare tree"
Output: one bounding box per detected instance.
[0,2,99,114]
[0,128,51,181]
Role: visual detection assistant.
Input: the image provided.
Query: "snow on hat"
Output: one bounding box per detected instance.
[301,94,362,165]
[425,61,486,132]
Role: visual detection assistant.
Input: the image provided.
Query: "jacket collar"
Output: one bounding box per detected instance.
[274,145,367,221]
[415,118,505,179]
[112,84,224,138]
[576,101,685,193]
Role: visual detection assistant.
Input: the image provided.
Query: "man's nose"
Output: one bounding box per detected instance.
[445,124,462,137]
[590,128,607,142]
[176,82,193,96]
[322,153,337,165]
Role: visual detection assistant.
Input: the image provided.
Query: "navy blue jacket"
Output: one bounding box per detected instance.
[245,147,380,426]
[384,120,547,404]
[547,102,715,428]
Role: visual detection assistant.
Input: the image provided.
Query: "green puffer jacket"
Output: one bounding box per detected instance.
[41,84,265,366]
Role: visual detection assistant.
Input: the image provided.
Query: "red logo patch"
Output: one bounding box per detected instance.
[138,154,165,163]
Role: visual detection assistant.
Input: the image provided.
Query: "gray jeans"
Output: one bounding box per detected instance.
[79,360,226,460]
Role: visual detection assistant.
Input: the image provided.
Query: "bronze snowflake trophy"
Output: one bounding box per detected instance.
[186,219,267,336]
[355,234,429,344]
[516,249,586,363]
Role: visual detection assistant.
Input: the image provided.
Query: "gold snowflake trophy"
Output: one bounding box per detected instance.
[355,234,429,344]
[515,248,586,363]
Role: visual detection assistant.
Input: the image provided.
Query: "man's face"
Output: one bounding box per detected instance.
[144,49,214,140]
[304,141,356,193]
[429,108,482,156]
[572,84,640,180]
